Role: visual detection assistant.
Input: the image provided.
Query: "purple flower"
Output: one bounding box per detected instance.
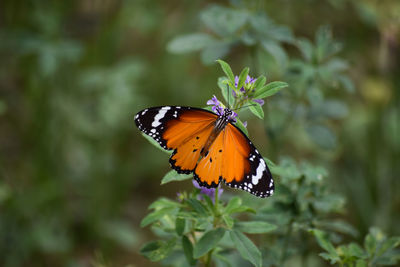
[234,76,239,87]
[246,75,256,85]
[234,75,256,93]
[253,98,265,106]
[229,110,238,123]
[243,121,247,128]
[232,89,237,97]
[207,95,224,115]
[193,180,223,203]
[206,95,220,106]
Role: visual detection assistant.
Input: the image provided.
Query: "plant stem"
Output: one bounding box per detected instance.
[214,186,219,214]
[203,187,221,267]
[205,249,214,267]
[213,186,220,227]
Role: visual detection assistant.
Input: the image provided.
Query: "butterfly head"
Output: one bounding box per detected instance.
[207,95,238,122]
[222,108,237,123]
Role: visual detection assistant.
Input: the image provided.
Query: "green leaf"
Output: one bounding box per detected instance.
[186,198,209,217]
[193,228,226,258]
[314,219,358,237]
[306,124,337,149]
[149,197,181,210]
[224,196,255,214]
[218,76,229,91]
[307,86,324,105]
[348,243,366,258]
[140,207,176,227]
[235,221,277,234]
[218,76,235,107]
[182,235,196,266]
[140,239,176,262]
[321,58,348,74]
[355,260,367,267]
[224,197,242,214]
[200,5,248,36]
[310,229,339,258]
[229,230,262,267]
[217,59,235,82]
[214,253,234,267]
[141,133,171,154]
[261,41,288,69]
[248,12,272,32]
[319,252,339,264]
[249,13,294,42]
[175,217,185,236]
[377,236,400,257]
[253,81,288,99]
[201,42,230,65]
[249,101,264,119]
[296,38,314,62]
[337,74,355,93]
[234,118,249,136]
[161,170,192,185]
[202,194,216,214]
[237,67,249,91]
[315,25,342,60]
[222,214,234,229]
[253,75,266,91]
[167,33,215,54]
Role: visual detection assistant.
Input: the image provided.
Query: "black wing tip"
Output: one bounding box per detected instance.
[224,173,274,198]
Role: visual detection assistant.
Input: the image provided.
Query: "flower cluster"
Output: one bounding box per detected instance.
[234,75,264,106]
[206,95,224,115]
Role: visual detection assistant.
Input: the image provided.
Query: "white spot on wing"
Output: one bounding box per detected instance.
[252,160,266,185]
[152,107,170,127]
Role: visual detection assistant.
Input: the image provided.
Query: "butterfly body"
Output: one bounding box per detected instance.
[200,108,233,157]
[134,106,274,198]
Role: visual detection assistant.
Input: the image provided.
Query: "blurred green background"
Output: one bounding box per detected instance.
[0,0,399,266]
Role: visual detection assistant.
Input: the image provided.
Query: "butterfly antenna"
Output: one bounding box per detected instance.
[232,103,257,111]
[226,84,231,109]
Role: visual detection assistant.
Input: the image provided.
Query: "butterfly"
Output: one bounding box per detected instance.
[134,106,274,198]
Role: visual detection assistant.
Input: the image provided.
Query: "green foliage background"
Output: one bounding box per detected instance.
[0,0,399,266]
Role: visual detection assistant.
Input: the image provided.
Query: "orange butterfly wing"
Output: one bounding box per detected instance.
[163,109,216,173]
[194,123,274,198]
[134,106,218,173]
